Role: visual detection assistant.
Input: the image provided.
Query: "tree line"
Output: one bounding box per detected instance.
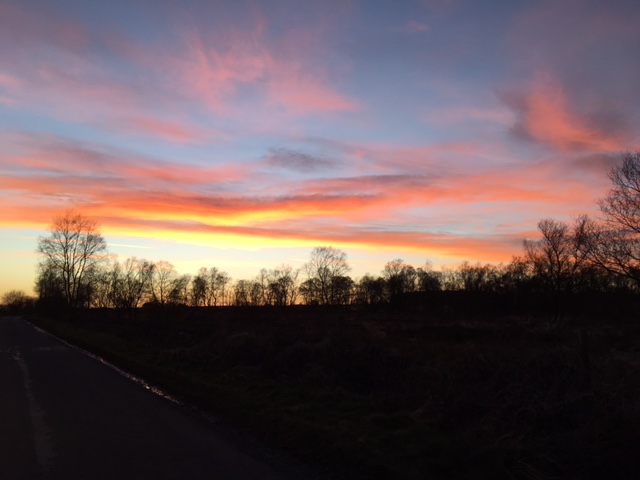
[4,152,639,315]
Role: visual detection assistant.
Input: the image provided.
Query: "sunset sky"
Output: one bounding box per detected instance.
[1,0,639,298]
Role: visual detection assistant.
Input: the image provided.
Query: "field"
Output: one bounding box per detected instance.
[29,301,640,479]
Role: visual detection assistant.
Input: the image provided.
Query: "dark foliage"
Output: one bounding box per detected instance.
[31,302,640,479]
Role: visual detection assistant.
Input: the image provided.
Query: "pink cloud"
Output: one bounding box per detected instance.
[176,23,358,115]
[503,3,640,154]
[3,135,250,190]
[0,2,359,149]
[2,59,215,144]
[267,73,358,114]
[503,76,629,153]
[0,5,210,144]
[0,73,21,88]
[109,116,212,144]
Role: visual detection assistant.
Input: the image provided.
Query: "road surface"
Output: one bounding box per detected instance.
[0,316,297,480]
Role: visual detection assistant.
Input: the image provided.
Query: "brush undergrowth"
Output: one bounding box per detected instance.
[29,306,640,479]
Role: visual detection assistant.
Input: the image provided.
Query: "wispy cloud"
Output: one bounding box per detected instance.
[395,20,429,34]
[176,25,358,115]
[265,147,335,173]
[105,116,214,144]
[501,76,628,153]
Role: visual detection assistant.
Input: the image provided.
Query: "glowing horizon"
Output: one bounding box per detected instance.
[1,1,639,298]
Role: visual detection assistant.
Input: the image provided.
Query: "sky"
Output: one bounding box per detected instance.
[1,0,639,298]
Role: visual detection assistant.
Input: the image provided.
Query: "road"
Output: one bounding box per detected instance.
[0,316,297,480]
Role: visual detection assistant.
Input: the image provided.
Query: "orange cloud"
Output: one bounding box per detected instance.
[5,131,604,227]
[0,128,610,270]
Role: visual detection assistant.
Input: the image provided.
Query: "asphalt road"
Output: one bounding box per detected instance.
[0,316,296,480]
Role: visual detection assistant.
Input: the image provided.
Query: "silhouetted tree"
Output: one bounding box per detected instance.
[382,259,416,301]
[35,261,66,312]
[232,279,252,306]
[94,257,156,309]
[331,275,355,304]
[599,152,640,233]
[299,278,322,305]
[589,152,640,286]
[524,217,591,296]
[1,290,35,312]
[203,267,231,306]
[91,260,119,308]
[522,217,594,323]
[251,269,270,306]
[586,224,640,287]
[265,265,300,306]
[191,268,208,306]
[303,246,351,305]
[36,210,107,309]
[169,274,191,305]
[118,257,155,309]
[354,274,386,304]
[151,260,176,305]
[497,256,535,301]
[416,262,442,292]
[248,279,264,306]
[457,262,501,293]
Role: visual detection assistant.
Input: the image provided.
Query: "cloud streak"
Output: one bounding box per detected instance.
[0,130,611,268]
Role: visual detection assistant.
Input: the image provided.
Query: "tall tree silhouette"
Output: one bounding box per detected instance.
[36,210,107,309]
[590,152,640,285]
[303,246,351,305]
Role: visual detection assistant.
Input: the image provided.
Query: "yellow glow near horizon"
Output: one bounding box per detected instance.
[0,212,515,267]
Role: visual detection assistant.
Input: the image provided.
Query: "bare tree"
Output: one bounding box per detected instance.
[36,210,107,309]
[233,280,252,306]
[116,257,155,309]
[266,265,300,306]
[303,246,351,305]
[599,152,640,233]
[382,259,417,300]
[354,274,386,304]
[35,260,66,308]
[169,274,191,305]
[523,217,592,296]
[457,262,500,293]
[330,275,355,304]
[151,260,176,305]
[91,260,120,308]
[248,279,264,306]
[203,267,231,306]
[191,268,208,306]
[1,290,35,311]
[299,278,322,305]
[416,262,442,292]
[591,152,640,285]
[501,256,533,294]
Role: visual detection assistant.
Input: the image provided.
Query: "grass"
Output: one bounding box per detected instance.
[28,305,640,479]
